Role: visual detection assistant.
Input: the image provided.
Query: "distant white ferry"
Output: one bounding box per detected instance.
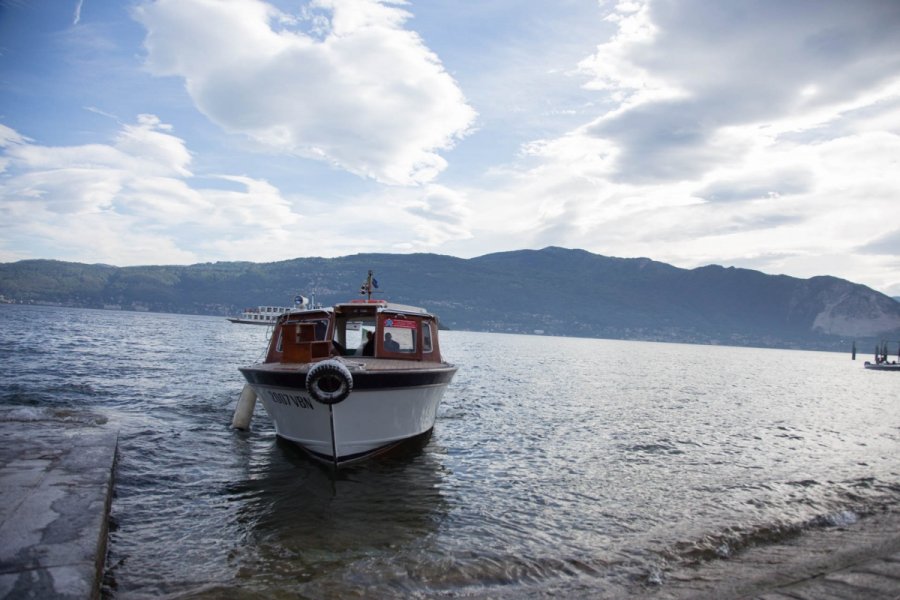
[228,305,292,325]
[228,295,311,325]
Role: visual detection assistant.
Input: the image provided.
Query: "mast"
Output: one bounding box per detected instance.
[359,270,378,301]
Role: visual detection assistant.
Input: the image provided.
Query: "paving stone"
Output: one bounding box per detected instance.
[0,410,117,600]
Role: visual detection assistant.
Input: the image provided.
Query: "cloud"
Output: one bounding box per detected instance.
[0,117,477,265]
[133,0,477,185]
[697,168,814,203]
[481,123,900,282]
[4,0,899,296]
[0,116,301,264]
[0,124,29,149]
[436,0,900,295]
[578,0,900,183]
[400,184,473,246]
[860,230,900,255]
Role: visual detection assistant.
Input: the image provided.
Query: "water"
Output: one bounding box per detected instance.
[1,304,898,598]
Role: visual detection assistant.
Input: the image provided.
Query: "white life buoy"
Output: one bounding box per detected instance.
[306,359,353,405]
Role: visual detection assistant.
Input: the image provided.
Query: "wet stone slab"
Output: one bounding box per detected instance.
[0,409,118,599]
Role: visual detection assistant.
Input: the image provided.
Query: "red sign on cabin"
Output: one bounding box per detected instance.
[385,319,417,329]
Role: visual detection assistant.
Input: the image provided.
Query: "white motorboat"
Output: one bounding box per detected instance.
[236,272,457,466]
[864,361,900,371]
[864,340,900,371]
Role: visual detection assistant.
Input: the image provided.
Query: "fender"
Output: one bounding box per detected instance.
[305,359,353,405]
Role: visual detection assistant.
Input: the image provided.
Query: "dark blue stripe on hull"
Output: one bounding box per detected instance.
[239,366,456,389]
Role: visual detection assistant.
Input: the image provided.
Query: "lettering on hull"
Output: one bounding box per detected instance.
[267,390,315,410]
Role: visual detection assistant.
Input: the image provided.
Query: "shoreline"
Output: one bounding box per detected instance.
[642,505,900,599]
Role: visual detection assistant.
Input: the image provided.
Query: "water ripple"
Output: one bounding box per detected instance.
[0,306,898,598]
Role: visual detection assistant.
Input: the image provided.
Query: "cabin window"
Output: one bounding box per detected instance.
[312,319,328,340]
[382,318,417,353]
[338,321,376,356]
[422,322,433,353]
[277,317,329,353]
[334,311,378,357]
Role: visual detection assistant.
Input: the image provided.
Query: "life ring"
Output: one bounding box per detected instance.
[306,359,353,405]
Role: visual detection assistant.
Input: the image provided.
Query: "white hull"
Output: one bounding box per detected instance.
[251,382,449,464]
[227,317,278,325]
[228,302,300,325]
[864,361,900,371]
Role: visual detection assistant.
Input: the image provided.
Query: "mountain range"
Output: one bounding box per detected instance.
[1,247,898,352]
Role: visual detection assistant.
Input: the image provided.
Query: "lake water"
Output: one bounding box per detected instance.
[0,304,898,598]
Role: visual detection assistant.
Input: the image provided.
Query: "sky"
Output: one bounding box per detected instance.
[1,0,899,295]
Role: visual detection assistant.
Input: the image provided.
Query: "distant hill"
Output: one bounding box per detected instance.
[1,248,898,352]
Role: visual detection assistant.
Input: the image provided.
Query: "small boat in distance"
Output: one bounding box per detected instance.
[235,272,457,467]
[864,340,900,371]
[227,295,310,325]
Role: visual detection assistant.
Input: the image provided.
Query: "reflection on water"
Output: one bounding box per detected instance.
[223,439,450,598]
[0,305,898,598]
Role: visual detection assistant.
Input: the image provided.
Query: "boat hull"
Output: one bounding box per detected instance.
[864,361,900,371]
[227,317,277,325]
[240,363,456,466]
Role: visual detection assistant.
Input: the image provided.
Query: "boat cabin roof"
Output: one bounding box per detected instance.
[281,299,434,320]
[336,299,432,317]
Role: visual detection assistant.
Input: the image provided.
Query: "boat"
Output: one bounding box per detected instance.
[227,295,310,325]
[235,272,458,467]
[864,340,900,371]
[228,305,292,325]
[864,362,900,371]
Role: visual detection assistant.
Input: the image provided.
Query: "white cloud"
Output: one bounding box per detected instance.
[0,116,302,264]
[576,0,900,183]
[3,0,899,297]
[577,0,681,105]
[443,0,900,295]
[0,124,29,148]
[133,0,476,185]
[396,184,473,247]
[0,116,478,265]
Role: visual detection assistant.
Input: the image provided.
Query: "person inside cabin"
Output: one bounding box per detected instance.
[384,332,400,352]
[361,330,375,356]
